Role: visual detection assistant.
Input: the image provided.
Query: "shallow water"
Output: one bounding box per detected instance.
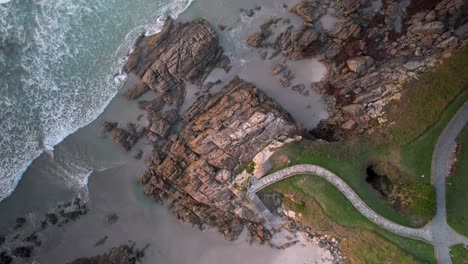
[179,0,329,128]
[0,0,333,262]
[320,8,339,31]
[32,156,331,264]
[0,0,193,202]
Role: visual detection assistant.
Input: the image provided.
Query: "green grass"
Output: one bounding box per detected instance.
[245,160,256,174]
[450,244,468,264]
[271,47,468,227]
[447,125,468,236]
[400,92,468,184]
[263,175,436,264]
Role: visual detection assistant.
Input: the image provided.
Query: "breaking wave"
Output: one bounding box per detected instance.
[0,0,194,201]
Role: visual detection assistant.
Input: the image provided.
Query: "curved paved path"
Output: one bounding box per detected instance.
[247,102,468,264]
[248,164,431,241]
[430,102,468,263]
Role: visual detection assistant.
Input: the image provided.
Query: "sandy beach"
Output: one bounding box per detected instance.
[0,0,333,262]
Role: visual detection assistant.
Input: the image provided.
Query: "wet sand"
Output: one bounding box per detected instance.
[179,0,329,128]
[0,0,333,263]
[32,159,331,264]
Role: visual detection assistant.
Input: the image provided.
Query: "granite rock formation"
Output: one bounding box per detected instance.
[248,0,467,140]
[118,18,300,241]
[124,18,230,105]
[140,77,298,240]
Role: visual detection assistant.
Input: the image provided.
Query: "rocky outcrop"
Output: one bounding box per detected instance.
[140,77,298,239]
[289,0,321,25]
[104,122,146,151]
[247,0,467,140]
[346,56,374,75]
[118,18,231,156]
[118,17,305,241]
[124,18,229,103]
[67,244,145,264]
[0,198,88,261]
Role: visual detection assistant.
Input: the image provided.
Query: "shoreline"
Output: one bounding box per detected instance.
[0,0,193,202]
[0,0,335,262]
[0,0,467,263]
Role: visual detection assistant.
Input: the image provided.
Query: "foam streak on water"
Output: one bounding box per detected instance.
[0,0,193,202]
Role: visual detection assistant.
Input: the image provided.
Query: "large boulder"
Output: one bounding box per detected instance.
[346,56,374,75]
[126,18,226,94]
[408,21,445,35]
[289,0,320,24]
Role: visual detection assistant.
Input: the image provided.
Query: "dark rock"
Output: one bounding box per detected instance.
[289,1,320,25]
[12,246,32,258]
[0,252,12,264]
[67,244,145,264]
[14,217,26,230]
[94,236,108,247]
[61,206,87,221]
[240,8,255,17]
[134,150,143,160]
[149,110,178,139]
[111,128,139,151]
[216,55,232,73]
[126,18,224,94]
[104,213,119,225]
[73,197,81,206]
[103,122,118,133]
[242,0,465,140]
[138,97,166,112]
[24,232,41,247]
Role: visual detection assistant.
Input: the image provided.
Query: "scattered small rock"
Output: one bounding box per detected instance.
[12,246,32,258]
[94,236,108,247]
[103,122,118,133]
[46,213,58,225]
[24,232,41,247]
[104,213,119,225]
[14,217,26,230]
[271,64,286,75]
[0,252,12,264]
[134,150,143,160]
[240,8,255,17]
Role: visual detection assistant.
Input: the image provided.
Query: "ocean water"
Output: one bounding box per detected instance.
[0,0,193,202]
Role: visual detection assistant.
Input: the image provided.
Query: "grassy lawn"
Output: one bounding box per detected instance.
[262,175,436,264]
[450,244,468,264]
[447,124,468,236]
[270,46,468,227]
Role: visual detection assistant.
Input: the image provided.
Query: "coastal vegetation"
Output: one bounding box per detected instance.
[270,46,468,227]
[450,244,468,264]
[446,125,468,236]
[262,175,436,263]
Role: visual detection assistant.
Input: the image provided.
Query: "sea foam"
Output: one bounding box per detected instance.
[0,0,193,202]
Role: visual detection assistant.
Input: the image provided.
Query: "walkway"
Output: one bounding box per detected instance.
[248,164,431,241]
[247,102,468,264]
[430,102,468,263]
